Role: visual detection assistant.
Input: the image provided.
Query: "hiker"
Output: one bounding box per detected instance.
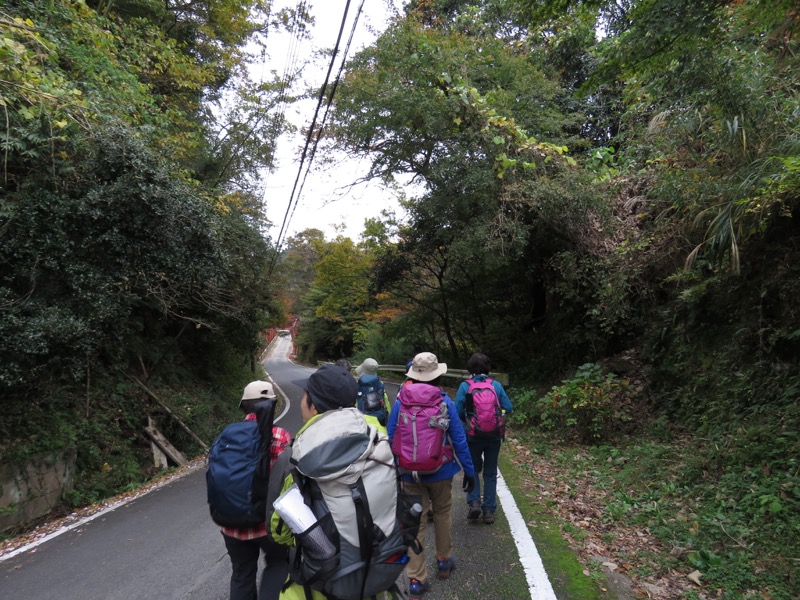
[354,357,391,431]
[455,352,514,525]
[398,357,432,521]
[387,352,476,599]
[334,357,352,372]
[219,381,291,600]
[400,359,414,389]
[268,364,416,600]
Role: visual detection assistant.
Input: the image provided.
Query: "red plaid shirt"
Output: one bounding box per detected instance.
[221,417,292,540]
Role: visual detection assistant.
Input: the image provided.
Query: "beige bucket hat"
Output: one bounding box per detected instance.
[406,352,447,382]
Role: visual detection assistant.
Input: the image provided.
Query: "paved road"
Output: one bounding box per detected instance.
[266,340,532,599]
[0,337,533,599]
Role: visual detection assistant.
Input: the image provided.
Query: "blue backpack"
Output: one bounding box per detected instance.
[356,374,387,426]
[206,400,275,528]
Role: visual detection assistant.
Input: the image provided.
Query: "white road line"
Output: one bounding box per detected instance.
[260,337,293,423]
[0,462,203,562]
[497,468,558,600]
[271,380,291,423]
[3,336,295,563]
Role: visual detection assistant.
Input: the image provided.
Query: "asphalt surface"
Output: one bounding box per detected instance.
[0,337,532,599]
[268,338,532,599]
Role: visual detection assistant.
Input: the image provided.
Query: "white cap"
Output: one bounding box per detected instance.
[241,380,276,401]
[355,358,379,377]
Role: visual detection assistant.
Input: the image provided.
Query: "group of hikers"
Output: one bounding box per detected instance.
[207,351,513,600]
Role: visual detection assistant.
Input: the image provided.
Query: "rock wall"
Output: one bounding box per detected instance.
[0,449,77,532]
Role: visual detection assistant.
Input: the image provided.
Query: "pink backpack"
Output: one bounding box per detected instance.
[466,378,505,438]
[391,383,454,475]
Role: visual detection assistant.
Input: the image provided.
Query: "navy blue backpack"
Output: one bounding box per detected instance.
[356,373,387,426]
[206,400,275,528]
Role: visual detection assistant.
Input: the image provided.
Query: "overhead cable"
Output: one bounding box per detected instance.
[285,0,367,239]
[269,0,359,274]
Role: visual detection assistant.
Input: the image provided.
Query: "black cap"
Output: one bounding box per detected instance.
[292,364,358,413]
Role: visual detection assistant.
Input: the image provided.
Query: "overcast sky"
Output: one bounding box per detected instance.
[260,0,409,243]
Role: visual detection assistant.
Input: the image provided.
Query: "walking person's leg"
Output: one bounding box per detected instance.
[467,440,483,520]
[223,534,260,600]
[428,478,455,578]
[481,438,502,523]
[257,536,288,600]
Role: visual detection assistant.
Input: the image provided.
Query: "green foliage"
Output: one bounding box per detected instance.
[352,321,420,367]
[326,7,634,373]
[504,387,541,427]
[290,234,378,362]
[585,146,620,182]
[0,0,294,524]
[2,127,228,387]
[535,363,632,443]
[537,429,800,599]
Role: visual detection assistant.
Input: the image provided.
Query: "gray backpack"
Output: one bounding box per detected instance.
[287,408,421,600]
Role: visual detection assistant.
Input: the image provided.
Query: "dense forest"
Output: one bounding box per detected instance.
[2,1,799,598]
[0,0,299,503]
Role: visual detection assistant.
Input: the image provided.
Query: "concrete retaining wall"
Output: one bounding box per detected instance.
[0,448,77,532]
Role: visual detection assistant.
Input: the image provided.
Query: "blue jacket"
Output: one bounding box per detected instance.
[454,374,513,422]
[387,385,475,482]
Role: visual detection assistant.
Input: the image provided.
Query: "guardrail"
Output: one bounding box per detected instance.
[320,362,509,386]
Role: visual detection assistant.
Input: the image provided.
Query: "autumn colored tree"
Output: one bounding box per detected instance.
[293,234,378,361]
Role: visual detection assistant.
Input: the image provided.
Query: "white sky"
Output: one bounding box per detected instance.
[259,0,411,243]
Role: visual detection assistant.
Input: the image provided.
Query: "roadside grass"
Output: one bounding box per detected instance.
[499,441,613,599]
[506,425,800,599]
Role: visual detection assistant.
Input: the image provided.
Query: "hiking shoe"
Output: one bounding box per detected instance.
[482,509,495,524]
[467,500,481,521]
[408,578,430,598]
[437,555,456,579]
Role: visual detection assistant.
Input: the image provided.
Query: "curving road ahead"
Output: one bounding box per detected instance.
[0,337,540,599]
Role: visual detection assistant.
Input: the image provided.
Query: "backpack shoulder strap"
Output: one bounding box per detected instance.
[351,477,375,600]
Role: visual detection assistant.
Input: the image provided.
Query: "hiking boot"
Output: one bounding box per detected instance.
[408,578,430,598]
[437,555,456,579]
[482,509,495,524]
[467,500,481,521]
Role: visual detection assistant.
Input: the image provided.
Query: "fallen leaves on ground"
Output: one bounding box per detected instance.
[506,437,699,599]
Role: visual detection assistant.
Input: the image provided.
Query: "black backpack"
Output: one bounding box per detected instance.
[206,399,275,528]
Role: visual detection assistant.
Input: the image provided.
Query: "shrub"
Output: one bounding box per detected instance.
[505,387,542,427]
[535,363,632,443]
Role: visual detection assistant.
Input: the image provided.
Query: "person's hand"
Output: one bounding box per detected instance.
[462,475,475,494]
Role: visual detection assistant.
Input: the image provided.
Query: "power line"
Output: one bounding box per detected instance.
[285,0,367,240]
[260,1,308,192]
[269,0,362,274]
[271,0,354,257]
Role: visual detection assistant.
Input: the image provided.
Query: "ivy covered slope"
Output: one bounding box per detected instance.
[281,1,799,597]
[0,0,299,509]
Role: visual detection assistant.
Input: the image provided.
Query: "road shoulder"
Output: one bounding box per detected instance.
[500,438,625,599]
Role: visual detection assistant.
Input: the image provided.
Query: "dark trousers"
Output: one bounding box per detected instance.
[467,436,502,512]
[222,533,288,600]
